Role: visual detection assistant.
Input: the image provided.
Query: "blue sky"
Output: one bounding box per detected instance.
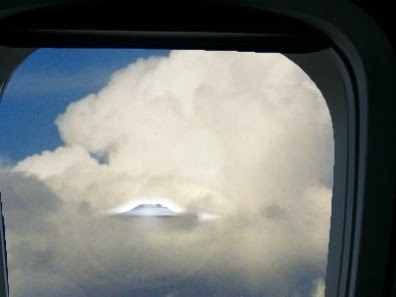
[0,48,170,163]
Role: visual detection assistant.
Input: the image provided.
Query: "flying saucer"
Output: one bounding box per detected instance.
[116,204,181,217]
[107,203,219,223]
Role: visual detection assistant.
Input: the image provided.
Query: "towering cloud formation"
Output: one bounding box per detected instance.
[1,50,333,297]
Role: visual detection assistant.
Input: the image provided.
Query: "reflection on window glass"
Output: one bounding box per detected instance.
[0,49,334,297]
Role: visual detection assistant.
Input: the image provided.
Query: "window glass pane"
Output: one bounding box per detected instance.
[0,49,334,297]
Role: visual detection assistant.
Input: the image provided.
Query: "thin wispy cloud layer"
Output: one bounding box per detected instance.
[1,50,333,297]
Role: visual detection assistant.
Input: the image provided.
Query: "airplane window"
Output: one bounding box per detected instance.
[0,48,334,297]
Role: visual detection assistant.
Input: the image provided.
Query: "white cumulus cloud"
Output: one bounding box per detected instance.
[2,50,333,297]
